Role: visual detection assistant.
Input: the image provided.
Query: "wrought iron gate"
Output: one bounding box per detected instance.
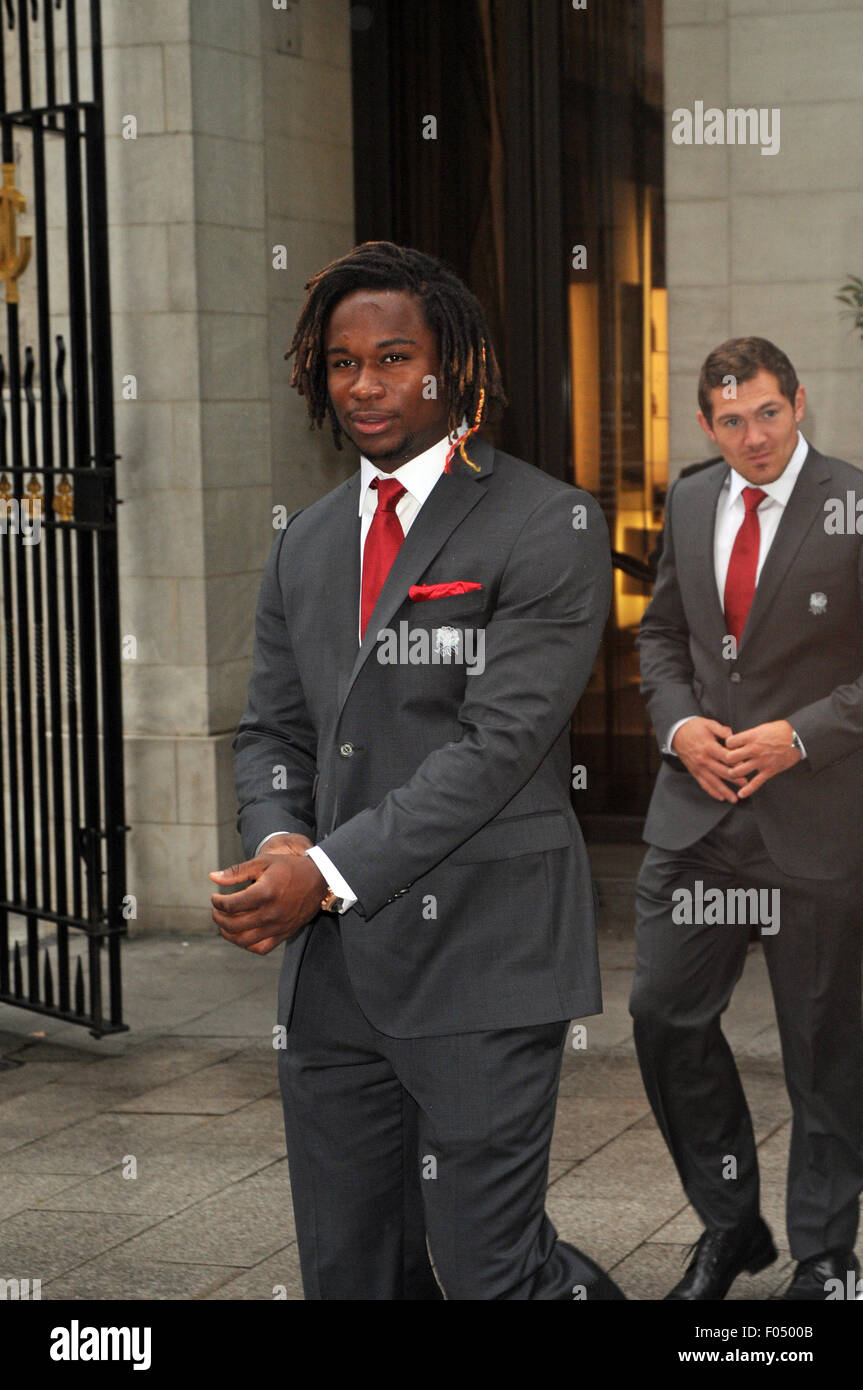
[0,0,126,1036]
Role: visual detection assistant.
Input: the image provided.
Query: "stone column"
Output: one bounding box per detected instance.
[102,0,354,932]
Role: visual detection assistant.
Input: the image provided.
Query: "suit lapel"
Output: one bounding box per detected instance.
[679,463,729,650]
[326,474,362,706]
[741,447,831,649]
[337,436,494,715]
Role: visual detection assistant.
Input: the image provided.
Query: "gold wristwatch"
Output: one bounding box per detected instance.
[269,840,345,913]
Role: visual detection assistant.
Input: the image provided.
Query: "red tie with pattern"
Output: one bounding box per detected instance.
[361,477,407,639]
[723,486,767,644]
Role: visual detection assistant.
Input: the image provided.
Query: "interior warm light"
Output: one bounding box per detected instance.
[569,282,600,495]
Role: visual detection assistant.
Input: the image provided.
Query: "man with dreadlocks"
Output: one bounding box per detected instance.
[210,242,618,1300]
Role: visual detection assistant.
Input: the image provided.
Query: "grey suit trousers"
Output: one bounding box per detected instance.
[277,915,602,1300]
[629,801,863,1261]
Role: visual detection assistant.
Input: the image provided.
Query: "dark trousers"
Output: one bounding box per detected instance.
[629,803,863,1261]
[277,915,603,1300]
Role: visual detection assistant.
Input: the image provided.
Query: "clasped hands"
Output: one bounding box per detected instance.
[209,834,326,954]
[671,717,803,803]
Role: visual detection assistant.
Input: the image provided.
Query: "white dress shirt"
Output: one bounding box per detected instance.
[665,431,809,756]
[256,424,468,911]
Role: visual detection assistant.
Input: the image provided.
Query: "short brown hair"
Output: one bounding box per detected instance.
[697,337,799,423]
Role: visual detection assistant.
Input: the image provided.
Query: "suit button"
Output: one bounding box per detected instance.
[339,742,354,757]
[730,672,741,683]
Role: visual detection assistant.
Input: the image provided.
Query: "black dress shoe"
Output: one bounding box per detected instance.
[781,1250,861,1301]
[564,1251,625,1301]
[665,1218,777,1300]
[575,1249,627,1300]
[588,1268,627,1301]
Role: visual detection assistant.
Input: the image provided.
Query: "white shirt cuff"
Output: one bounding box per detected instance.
[305,846,357,913]
[255,831,298,857]
[663,715,698,756]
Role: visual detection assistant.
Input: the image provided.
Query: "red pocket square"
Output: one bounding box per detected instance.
[409,582,483,602]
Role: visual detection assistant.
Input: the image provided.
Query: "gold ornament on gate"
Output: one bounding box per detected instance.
[52,475,74,522]
[21,474,43,521]
[0,162,32,304]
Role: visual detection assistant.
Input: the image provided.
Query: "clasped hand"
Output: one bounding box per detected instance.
[671,717,802,803]
[209,833,326,954]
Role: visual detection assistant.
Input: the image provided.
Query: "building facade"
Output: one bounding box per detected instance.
[2,0,861,939]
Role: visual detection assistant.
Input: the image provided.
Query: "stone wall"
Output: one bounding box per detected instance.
[664,0,863,476]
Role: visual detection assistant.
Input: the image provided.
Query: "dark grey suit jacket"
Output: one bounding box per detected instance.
[637,445,863,879]
[232,435,612,1037]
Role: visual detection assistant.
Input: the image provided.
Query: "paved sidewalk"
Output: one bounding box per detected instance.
[0,847,855,1301]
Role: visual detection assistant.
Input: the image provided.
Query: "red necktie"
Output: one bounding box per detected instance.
[360,477,406,639]
[723,486,767,644]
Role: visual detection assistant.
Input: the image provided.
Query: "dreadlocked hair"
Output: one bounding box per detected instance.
[285,241,507,452]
